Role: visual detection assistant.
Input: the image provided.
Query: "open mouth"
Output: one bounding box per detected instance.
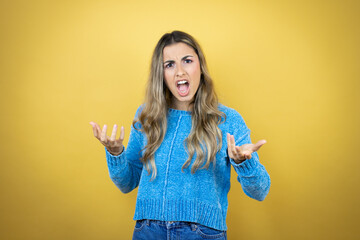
[176,80,190,96]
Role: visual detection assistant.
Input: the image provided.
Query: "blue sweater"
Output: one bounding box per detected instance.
[105,104,270,231]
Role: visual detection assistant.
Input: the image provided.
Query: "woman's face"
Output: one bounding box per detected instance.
[163,42,201,111]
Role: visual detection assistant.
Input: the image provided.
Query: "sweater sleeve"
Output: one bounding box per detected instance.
[105,107,144,194]
[228,110,271,201]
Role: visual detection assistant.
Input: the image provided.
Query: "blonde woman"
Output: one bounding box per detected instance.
[90,31,270,239]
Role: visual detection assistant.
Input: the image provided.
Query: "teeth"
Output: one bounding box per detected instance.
[177,80,188,85]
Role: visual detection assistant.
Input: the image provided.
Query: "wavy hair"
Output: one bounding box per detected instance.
[133,30,225,179]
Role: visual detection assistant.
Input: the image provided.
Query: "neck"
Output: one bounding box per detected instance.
[171,99,193,111]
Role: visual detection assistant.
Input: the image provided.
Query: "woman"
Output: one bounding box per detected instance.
[90,31,270,240]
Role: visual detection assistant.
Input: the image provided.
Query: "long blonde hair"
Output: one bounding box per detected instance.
[133,31,225,179]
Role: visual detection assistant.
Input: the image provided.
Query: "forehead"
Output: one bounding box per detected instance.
[163,42,197,60]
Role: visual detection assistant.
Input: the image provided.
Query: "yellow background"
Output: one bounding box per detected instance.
[1,0,359,239]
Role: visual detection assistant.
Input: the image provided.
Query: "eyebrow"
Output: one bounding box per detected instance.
[163,55,194,64]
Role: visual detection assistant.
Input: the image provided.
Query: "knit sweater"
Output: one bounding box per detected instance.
[105,104,270,231]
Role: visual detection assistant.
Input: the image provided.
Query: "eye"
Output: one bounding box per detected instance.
[184,59,193,64]
[165,62,174,68]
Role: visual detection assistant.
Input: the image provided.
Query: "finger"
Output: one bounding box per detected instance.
[92,122,102,136]
[100,124,108,143]
[90,122,102,139]
[235,146,246,159]
[119,126,125,141]
[110,124,118,141]
[230,135,240,159]
[243,150,252,159]
[231,135,237,155]
[89,122,99,138]
[252,139,267,152]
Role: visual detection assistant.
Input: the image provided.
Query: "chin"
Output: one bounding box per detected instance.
[177,95,194,102]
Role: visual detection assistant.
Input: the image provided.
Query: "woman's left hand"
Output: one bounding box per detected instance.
[227,133,267,164]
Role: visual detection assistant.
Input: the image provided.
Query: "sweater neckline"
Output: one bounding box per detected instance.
[168,108,192,116]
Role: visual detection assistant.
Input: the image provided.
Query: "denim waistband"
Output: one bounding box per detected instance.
[138,219,197,228]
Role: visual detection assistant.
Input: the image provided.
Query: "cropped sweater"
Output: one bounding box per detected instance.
[105,104,270,231]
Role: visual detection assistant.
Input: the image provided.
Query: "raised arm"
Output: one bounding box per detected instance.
[226,111,271,201]
[90,118,144,193]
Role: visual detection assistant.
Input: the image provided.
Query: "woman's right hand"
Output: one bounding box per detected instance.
[89,122,125,156]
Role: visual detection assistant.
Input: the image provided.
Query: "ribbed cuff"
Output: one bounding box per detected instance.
[230,154,259,176]
[105,146,126,167]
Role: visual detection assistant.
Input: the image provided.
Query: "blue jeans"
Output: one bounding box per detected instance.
[132,219,227,240]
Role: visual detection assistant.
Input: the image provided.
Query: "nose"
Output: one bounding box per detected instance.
[175,64,185,77]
